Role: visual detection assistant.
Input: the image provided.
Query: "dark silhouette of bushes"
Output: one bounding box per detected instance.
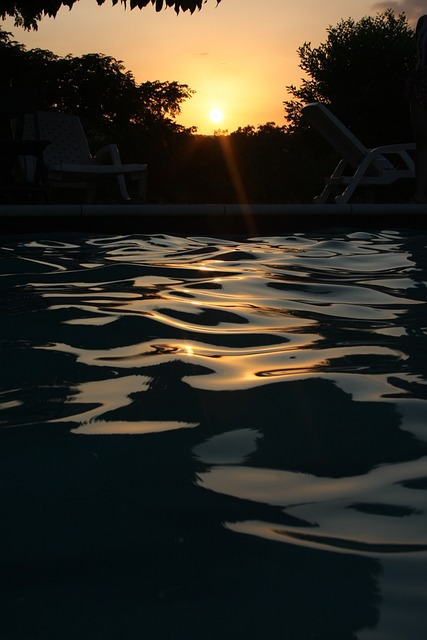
[0,11,418,205]
[285,11,416,146]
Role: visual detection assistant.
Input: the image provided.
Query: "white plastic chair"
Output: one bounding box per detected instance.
[25,111,147,203]
[302,102,415,204]
[0,87,50,202]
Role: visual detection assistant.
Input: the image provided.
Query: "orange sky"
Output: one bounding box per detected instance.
[1,0,420,134]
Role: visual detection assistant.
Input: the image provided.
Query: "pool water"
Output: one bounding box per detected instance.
[1,230,427,639]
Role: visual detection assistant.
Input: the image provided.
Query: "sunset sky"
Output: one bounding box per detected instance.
[1,0,422,133]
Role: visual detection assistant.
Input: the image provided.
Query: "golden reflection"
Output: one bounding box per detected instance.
[226,519,427,557]
[41,291,140,300]
[198,455,427,555]
[38,338,406,396]
[0,399,22,411]
[64,316,118,326]
[23,257,67,271]
[71,420,199,435]
[225,521,384,557]
[49,374,152,425]
[132,276,179,287]
[184,344,194,356]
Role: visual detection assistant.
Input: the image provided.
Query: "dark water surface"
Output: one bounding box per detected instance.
[1,230,427,639]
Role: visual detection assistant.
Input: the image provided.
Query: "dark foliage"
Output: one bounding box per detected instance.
[285,10,416,145]
[0,0,218,30]
[280,10,417,203]
[134,127,297,205]
[0,11,417,205]
[0,27,302,204]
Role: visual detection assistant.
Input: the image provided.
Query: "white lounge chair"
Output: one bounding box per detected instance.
[302,102,415,204]
[0,87,50,202]
[25,111,147,203]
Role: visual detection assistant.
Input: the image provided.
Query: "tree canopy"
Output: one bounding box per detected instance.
[284,10,416,144]
[0,27,194,144]
[0,0,219,30]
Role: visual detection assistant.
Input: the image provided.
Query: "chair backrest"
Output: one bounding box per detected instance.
[302,102,369,169]
[27,111,93,165]
[0,86,40,146]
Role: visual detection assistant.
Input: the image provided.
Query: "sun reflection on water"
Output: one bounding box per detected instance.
[2,230,427,561]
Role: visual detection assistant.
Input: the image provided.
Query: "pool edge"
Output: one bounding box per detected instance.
[1,203,427,235]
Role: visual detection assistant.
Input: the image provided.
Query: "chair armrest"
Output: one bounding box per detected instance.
[332,143,415,204]
[93,144,122,165]
[373,142,416,152]
[366,143,416,171]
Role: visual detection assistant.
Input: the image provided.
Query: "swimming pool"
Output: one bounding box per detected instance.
[1,229,427,639]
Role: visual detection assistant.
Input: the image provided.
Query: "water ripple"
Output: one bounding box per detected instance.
[1,229,427,559]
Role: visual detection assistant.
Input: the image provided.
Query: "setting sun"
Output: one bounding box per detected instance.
[209,108,224,124]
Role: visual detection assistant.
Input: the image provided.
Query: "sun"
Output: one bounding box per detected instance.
[209,108,224,124]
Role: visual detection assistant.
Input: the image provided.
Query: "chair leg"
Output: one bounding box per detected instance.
[334,154,378,204]
[314,183,334,203]
[117,174,131,201]
[314,159,346,204]
[135,171,147,203]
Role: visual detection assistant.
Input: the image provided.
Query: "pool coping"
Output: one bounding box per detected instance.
[1,203,427,234]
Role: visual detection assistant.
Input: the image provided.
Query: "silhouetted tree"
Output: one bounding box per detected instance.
[0,28,323,204]
[284,10,416,145]
[0,27,198,203]
[0,28,193,143]
[0,0,219,30]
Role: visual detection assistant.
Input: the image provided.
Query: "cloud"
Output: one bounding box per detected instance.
[372,0,427,24]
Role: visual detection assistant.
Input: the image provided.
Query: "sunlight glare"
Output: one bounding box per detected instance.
[210,108,224,124]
